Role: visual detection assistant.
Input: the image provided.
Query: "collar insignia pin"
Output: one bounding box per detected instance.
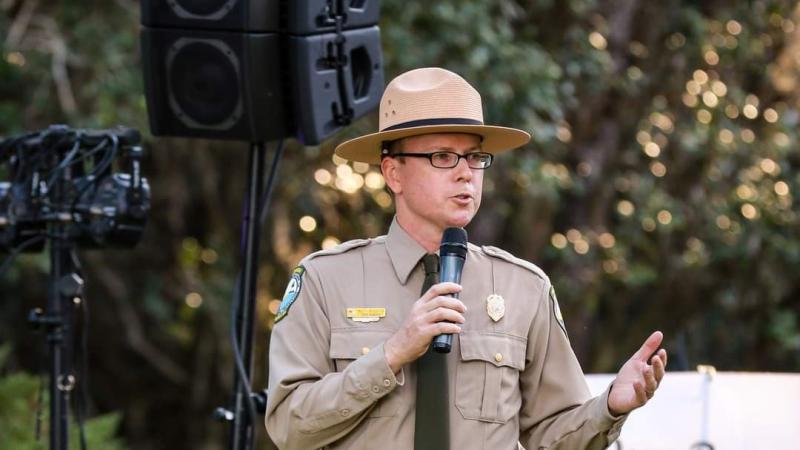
[486,294,505,322]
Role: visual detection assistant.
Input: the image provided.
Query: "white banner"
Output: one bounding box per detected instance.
[586,371,800,450]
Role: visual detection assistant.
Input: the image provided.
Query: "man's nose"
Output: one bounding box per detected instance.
[453,156,473,181]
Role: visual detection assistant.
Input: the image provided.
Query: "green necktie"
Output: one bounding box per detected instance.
[414,253,450,450]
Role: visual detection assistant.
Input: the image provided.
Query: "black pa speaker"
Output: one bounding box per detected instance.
[141,27,289,141]
[141,0,278,32]
[140,0,384,144]
[287,0,380,35]
[290,26,383,144]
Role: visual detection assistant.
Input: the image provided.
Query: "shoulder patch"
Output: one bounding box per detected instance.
[481,245,548,281]
[304,238,372,262]
[275,266,305,323]
[549,285,568,338]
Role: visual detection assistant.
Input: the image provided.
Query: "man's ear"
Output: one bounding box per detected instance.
[380,156,402,195]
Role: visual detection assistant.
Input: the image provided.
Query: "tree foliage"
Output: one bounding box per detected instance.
[1,0,799,449]
[0,345,129,450]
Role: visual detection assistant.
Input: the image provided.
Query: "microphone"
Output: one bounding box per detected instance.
[432,227,468,353]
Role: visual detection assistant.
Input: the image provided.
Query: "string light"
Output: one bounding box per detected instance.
[644,142,661,157]
[566,229,581,243]
[617,200,635,216]
[314,169,332,185]
[742,104,758,119]
[741,203,758,220]
[598,233,616,248]
[299,216,317,232]
[551,233,567,249]
[322,237,340,249]
[650,161,667,177]
[589,31,608,50]
[763,108,779,123]
[726,20,742,35]
[185,292,203,308]
[718,129,734,144]
[774,181,790,196]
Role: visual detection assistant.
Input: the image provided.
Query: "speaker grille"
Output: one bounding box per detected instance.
[169,0,236,19]
[167,38,242,130]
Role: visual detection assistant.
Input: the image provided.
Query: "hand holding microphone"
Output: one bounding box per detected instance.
[383,227,469,370]
[431,227,468,353]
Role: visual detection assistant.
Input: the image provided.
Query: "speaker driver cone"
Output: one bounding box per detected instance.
[166,38,242,130]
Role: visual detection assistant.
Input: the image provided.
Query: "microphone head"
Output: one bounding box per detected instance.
[440,227,468,258]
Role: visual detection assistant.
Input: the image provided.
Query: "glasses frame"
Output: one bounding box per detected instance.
[386,150,494,169]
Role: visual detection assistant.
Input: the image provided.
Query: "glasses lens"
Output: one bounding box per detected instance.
[467,152,492,168]
[430,151,459,168]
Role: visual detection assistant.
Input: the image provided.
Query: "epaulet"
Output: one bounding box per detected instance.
[481,245,548,282]
[302,238,372,263]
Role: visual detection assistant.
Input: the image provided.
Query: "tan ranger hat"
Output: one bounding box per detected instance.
[334,67,531,164]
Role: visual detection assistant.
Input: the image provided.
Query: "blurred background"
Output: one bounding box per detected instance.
[1,0,799,449]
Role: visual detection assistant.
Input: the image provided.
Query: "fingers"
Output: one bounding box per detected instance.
[642,365,657,398]
[434,321,462,335]
[652,349,667,382]
[632,331,664,362]
[633,381,648,405]
[411,289,467,333]
[424,296,467,314]
[424,304,466,325]
[421,282,462,302]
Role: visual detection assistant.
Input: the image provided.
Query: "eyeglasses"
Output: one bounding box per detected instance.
[388,151,494,169]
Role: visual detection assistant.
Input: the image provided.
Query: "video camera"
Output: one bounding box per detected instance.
[0,125,150,252]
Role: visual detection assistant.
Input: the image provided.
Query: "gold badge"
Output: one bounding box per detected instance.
[486,294,505,322]
[346,307,386,323]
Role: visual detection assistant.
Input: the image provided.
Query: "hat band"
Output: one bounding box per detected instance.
[381,117,483,132]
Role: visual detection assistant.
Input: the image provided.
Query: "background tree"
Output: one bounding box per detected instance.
[1,0,798,449]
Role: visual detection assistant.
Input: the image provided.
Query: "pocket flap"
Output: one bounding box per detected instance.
[329,329,393,360]
[459,331,526,370]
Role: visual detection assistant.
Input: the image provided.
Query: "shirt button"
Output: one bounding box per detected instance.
[340,408,350,416]
[383,378,391,387]
[494,353,503,363]
[371,385,381,393]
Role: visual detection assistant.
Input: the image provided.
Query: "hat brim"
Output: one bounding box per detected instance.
[334,124,531,164]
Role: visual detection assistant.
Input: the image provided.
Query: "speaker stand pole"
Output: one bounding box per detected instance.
[229,142,266,450]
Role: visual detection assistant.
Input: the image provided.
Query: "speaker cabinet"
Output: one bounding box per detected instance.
[290,26,383,145]
[141,27,289,141]
[141,1,384,144]
[287,0,380,35]
[141,0,279,32]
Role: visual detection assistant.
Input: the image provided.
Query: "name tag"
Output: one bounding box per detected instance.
[346,307,386,323]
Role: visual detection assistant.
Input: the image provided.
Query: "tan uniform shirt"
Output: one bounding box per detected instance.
[266,219,626,449]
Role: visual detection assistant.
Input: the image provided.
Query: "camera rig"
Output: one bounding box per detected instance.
[0,124,150,253]
[0,125,150,450]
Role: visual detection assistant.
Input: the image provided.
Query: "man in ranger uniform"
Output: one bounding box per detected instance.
[266,67,667,450]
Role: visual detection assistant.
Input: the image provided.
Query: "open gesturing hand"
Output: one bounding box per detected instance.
[607,331,668,416]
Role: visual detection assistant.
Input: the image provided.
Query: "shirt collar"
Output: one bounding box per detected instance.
[385,216,429,285]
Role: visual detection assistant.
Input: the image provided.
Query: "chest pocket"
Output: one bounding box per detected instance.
[329,329,400,418]
[455,331,526,423]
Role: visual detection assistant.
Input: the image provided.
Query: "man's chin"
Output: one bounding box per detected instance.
[444,212,475,229]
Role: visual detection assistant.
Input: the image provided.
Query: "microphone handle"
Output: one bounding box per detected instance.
[432,254,464,353]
